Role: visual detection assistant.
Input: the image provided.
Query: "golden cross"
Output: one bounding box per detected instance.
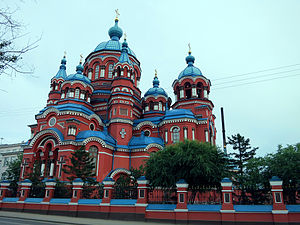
[155,69,157,77]
[115,9,120,20]
[124,32,127,40]
[188,43,191,53]
[80,54,83,63]
[64,51,67,58]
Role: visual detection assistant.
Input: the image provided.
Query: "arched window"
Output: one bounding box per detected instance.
[89,146,98,174]
[159,101,163,111]
[108,64,114,78]
[197,82,203,98]
[149,101,154,111]
[95,65,100,79]
[185,82,192,99]
[172,127,180,143]
[75,88,80,99]
[88,69,93,80]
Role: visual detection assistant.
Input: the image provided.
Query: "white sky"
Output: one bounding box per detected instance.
[0,0,299,156]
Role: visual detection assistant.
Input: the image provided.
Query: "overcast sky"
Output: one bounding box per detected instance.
[0,0,299,156]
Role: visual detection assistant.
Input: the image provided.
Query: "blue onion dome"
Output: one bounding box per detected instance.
[93,19,136,58]
[67,58,91,85]
[52,55,67,80]
[108,19,123,41]
[144,71,168,98]
[178,51,203,79]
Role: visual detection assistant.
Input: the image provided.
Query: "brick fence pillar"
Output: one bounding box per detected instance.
[18,179,32,202]
[175,179,188,210]
[136,176,149,205]
[221,178,234,210]
[71,178,84,203]
[0,180,10,201]
[43,179,56,203]
[270,176,288,224]
[101,177,115,205]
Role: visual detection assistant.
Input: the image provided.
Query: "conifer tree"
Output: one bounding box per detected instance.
[63,146,96,183]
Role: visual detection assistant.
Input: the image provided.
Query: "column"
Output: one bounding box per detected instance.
[204,88,208,98]
[179,87,184,99]
[192,85,197,97]
[270,176,287,212]
[101,177,115,205]
[71,178,84,203]
[0,180,10,201]
[40,161,45,177]
[175,179,188,211]
[49,160,55,177]
[43,179,56,202]
[136,176,149,205]
[205,129,209,142]
[18,179,32,202]
[221,178,234,210]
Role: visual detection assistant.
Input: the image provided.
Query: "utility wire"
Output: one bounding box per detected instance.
[212,73,300,90]
[212,63,300,81]
[213,68,300,86]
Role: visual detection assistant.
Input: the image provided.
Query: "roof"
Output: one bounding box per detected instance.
[178,52,203,79]
[93,40,136,58]
[128,133,164,149]
[52,57,67,80]
[37,103,95,116]
[76,130,116,146]
[144,76,168,98]
[163,109,196,120]
[66,62,91,85]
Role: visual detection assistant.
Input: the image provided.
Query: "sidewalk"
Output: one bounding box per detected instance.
[0,210,173,225]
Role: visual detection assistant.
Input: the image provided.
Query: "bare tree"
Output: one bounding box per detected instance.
[0,6,39,76]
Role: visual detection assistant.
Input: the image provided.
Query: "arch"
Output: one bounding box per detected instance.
[184,82,192,99]
[197,82,203,98]
[88,145,98,175]
[170,126,180,143]
[109,168,131,180]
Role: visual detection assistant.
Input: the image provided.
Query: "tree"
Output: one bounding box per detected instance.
[0,6,39,76]
[227,133,258,183]
[145,140,230,188]
[2,153,22,196]
[266,143,300,204]
[63,146,96,183]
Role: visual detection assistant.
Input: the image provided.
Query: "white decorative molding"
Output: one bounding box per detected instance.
[109,168,131,179]
[30,129,62,147]
[134,121,157,130]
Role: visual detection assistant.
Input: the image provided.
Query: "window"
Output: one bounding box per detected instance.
[184,127,188,139]
[179,193,184,203]
[61,92,65,99]
[108,64,113,78]
[73,190,78,198]
[164,130,168,143]
[120,108,128,116]
[105,190,109,198]
[80,92,85,100]
[75,88,80,99]
[69,91,74,98]
[100,66,105,77]
[139,189,145,198]
[88,69,92,80]
[95,65,100,79]
[275,192,282,203]
[113,108,117,115]
[159,102,162,111]
[90,124,95,131]
[89,146,98,173]
[144,130,150,137]
[68,126,76,136]
[192,128,195,140]
[48,117,56,127]
[149,101,154,111]
[172,127,180,143]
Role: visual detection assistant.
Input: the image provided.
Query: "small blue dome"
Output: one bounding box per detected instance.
[178,52,203,79]
[144,76,168,98]
[53,56,67,80]
[108,19,123,41]
[67,62,91,85]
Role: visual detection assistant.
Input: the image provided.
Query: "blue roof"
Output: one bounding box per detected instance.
[78,199,102,205]
[133,116,163,126]
[234,205,272,212]
[118,40,133,65]
[146,204,177,210]
[67,62,91,85]
[38,103,95,116]
[178,52,203,79]
[286,205,300,212]
[94,40,136,58]
[76,130,116,146]
[110,199,137,205]
[50,198,71,204]
[144,76,168,98]
[163,109,196,120]
[129,133,164,149]
[187,204,221,212]
[53,56,67,80]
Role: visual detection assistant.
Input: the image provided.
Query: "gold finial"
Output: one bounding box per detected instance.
[155,69,157,77]
[64,51,67,58]
[115,9,120,20]
[124,32,127,40]
[80,54,83,63]
[188,43,191,54]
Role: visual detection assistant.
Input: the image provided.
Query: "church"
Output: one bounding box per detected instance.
[21,14,216,182]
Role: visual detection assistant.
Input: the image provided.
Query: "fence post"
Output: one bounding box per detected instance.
[71,178,84,203]
[221,178,234,210]
[18,179,32,202]
[0,180,10,201]
[136,176,149,205]
[175,179,188,211]
[43,179,56,203]
[101,177,115,205]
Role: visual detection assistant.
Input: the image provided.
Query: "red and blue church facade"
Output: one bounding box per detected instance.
[21,17,216,182]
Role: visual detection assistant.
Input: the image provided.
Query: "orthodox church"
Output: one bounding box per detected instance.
[21,15,216,182]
